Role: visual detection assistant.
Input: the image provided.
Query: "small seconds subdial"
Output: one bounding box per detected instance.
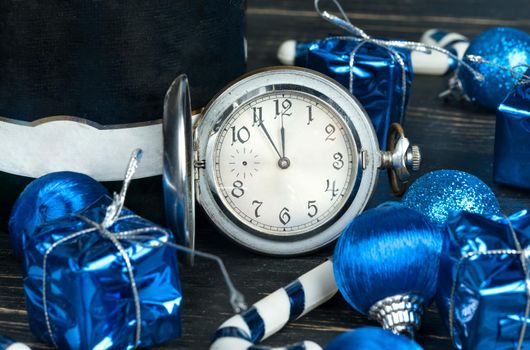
[214,91,357,236]
[228,147,261,180]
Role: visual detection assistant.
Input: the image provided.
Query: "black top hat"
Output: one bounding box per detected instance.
[0,1,246,221]
[0,0,246,124]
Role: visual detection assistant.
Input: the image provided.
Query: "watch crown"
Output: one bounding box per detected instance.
[408,145,421,172]
[383,123,421,195]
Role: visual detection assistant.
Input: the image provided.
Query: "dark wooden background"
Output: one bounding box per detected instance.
[1,0,530,349]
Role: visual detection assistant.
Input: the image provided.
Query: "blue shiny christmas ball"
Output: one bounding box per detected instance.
[334,203,443,320]
[458,27,530,110]
[402,170,501,225]
[325,327,423,350]
[8,172,108,260]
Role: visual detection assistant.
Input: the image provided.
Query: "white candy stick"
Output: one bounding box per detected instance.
[277,29,470,76]
[0,336,31,350]
[421,29,469,52]
[413,29,470,75]
[210,260,337,350]
[278,40,297,66]
[5,344,31,350]
[410,50,456,75]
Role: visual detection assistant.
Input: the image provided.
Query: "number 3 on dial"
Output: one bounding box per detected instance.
[214,90,355,237]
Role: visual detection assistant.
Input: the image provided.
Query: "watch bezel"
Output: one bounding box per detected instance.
[195,66,380,256]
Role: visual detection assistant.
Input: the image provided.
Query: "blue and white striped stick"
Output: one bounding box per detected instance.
[277,29,469,76]
[421,29,470,54]
[210,260,337,350]
[0,336,31,350]
[413,29,470,75]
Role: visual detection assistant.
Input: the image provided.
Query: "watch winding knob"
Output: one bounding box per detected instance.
[408,145,421,172]
[382,123,422,196]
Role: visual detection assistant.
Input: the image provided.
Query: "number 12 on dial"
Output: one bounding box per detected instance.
[215,89,355,235]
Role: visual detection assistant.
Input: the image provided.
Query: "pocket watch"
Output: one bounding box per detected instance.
[163,67,420,260]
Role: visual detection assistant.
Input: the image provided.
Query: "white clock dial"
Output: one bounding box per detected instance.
[214,91,357,236]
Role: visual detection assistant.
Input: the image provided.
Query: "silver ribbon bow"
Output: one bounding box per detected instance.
[42,149,246,349]
[449,215,530,350]
[314,0,484,121]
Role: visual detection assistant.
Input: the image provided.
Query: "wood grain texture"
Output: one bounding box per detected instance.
[1,0,530,349]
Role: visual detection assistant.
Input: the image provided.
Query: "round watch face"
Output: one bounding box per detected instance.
[196,67,380,255]
[214,91,357,236]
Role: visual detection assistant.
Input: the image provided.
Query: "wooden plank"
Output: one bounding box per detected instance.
[248,0,530,24]
[0,0,529,349]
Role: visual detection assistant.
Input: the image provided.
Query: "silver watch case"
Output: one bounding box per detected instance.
[196,67,380,256]
[163,67,417,257]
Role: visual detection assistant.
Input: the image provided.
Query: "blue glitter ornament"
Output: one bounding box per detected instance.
[325,327,423,350]
[458,27,530,110]
[402,170,501,226]
[8,172,108,260]
[334,203,443,337]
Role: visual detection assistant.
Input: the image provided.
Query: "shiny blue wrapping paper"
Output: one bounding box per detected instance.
[294,37,413,149]
[494,69,530,189]
[437,209,530,350]
[23,196,182,350]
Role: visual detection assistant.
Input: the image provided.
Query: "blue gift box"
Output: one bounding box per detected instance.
[437,209,530,350]
[494,69,530,189]
[23,196,182,350]
[295,37,413,149]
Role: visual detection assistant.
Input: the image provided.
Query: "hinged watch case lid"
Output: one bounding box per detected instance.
[163,75,195,265]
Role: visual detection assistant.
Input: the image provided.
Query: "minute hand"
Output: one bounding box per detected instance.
[259,122,282,159]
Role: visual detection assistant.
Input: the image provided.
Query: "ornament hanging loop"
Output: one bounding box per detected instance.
[439,75,469,101]
[380,123,421,196]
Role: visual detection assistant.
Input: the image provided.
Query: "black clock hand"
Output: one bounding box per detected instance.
[280,114,286,158]
[260,121,282,159]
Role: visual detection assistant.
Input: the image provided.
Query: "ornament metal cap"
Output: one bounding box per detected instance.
[368,293,424,338]
[439,74,468,102]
